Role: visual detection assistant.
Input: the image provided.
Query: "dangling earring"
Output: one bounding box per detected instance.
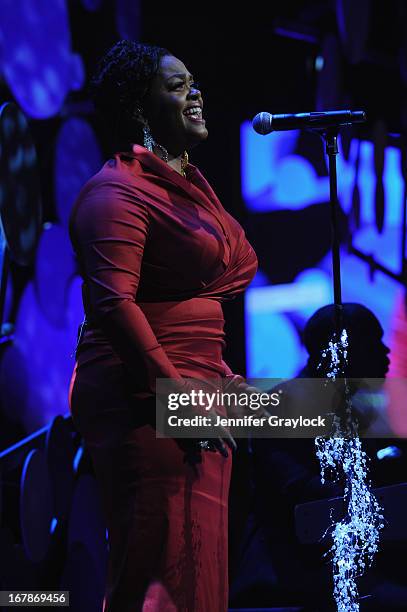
[143,124,154,152]
[181,151,189,178]
[142,123,169,162]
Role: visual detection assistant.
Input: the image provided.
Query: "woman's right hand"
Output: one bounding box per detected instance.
[161,378,237,457]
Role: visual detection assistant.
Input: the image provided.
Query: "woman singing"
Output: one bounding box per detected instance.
[68,40,258,611]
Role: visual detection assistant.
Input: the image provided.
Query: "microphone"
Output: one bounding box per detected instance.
[252,110,366,134]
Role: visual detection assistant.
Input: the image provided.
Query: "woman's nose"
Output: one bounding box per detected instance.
[188,86,201,99]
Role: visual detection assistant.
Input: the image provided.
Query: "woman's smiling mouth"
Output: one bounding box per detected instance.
[183,105,205,123]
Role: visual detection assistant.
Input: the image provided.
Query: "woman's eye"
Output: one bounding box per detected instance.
[171,81,200,91]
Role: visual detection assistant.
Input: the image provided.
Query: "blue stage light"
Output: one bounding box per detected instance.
[241,123,402,376]
[54,118,102,228]
[377,445,402,461]
[116,0,141,40]
[0,0,85,118]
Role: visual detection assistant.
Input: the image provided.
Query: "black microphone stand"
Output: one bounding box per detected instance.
[320,127,344,335]
[315,127,355,436]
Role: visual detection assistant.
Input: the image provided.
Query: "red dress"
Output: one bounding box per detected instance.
[68,144,258,611]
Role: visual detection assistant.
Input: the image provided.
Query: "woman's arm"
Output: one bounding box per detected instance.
[70,179,184,396]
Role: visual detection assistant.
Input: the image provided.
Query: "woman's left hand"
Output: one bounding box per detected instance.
[223,375,274,420]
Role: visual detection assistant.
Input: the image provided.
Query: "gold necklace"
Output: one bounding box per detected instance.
[181,151,189,178]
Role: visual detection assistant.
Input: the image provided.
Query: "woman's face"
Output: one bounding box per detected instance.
[144,55,208,155]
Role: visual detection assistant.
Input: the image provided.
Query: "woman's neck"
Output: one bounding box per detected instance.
[167,153,184,176]
[153,145,185,176]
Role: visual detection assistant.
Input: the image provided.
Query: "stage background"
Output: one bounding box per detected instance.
[1,1,406,448]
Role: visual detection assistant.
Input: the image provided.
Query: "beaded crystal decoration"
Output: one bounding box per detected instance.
[315,329,384,612]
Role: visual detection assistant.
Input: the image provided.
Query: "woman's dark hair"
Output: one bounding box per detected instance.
[89,40,170,153]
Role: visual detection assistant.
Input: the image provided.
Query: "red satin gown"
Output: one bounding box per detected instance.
[68,144,258,612]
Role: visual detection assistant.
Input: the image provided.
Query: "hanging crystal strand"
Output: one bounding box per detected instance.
[314,329,384,612]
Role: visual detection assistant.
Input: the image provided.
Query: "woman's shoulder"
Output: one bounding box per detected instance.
[69,156,149,232]
[72,155,150,210]
[82,154,143,190]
